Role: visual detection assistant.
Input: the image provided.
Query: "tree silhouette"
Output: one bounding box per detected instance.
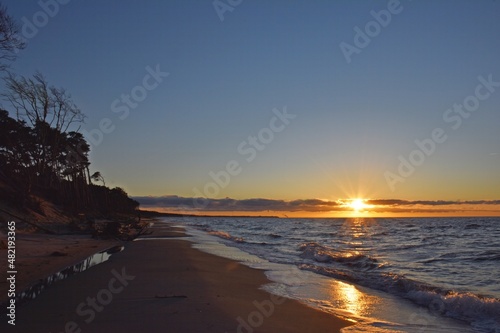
[0,6,139,221]
[2,72,86,132]
[1,73,87,189]
[91,171,106,186]
[1,109,139,215]
[0,5,25,72]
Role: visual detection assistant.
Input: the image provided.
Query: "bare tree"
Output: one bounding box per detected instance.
[2,72,86,132]
[2,72,86,191]
[0,5,25,71]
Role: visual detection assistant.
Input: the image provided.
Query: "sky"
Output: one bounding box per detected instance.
[2,0,500,217]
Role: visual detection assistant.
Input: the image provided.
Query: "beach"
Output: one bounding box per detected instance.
[0,231,120,305]
[1,1,498,332]
[178,216,499,332]
[1,224,352,332]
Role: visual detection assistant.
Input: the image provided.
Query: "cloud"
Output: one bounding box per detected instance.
[133,195,343,212]
[366,199,500,206]
[133,195,500,214]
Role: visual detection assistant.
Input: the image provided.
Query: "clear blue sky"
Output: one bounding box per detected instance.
[2,0,500,209]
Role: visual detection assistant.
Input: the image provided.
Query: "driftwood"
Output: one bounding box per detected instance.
[0,206,150,242]
[90,219,150,241]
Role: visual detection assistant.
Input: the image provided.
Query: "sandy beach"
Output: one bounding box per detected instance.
[0,231,120,305]
[1,224,352,332]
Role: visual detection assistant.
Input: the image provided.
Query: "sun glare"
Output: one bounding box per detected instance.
[349,199,368,212]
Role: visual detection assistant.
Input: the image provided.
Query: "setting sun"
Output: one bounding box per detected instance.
[349,199,369,212]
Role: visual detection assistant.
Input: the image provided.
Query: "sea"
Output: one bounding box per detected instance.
[166,216,500,333]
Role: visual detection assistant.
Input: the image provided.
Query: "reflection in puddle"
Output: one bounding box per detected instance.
[17,245,124,304]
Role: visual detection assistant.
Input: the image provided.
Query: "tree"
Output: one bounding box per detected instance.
[91,171,106,186]
[0,109,35,195]
[2,72,86,132]
[2,72,86,187]
[61,131,92,209]
[0,109,88,202]
[0,5,25,72]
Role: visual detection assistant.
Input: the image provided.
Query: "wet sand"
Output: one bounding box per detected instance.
[0,232,120,304]
[1,225,352,332]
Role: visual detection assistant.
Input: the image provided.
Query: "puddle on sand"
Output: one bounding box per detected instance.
[16,245,124,305]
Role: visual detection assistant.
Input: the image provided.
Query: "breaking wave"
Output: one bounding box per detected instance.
[298,243,500,332]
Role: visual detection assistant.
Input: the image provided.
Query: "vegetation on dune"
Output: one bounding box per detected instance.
[0,5,140,238]
[0,104,139,216]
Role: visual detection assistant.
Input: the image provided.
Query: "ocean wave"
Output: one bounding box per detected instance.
[208,230,244,243]
[245,240,272,246]
[392,243,426,251]
[421,252,465,264]
[192,223,210,231]
[406,290,500,332]
[474,250,500,262]
[298,242,380,270]
[371,231,389,237]
[464,223,482,230]
[183,218,500,332]
[300,264,500,332]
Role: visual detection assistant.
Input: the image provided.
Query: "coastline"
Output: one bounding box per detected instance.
[178,217,492,332]
[1,223,353,332]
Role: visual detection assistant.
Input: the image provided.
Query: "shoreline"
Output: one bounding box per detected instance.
[178,218,490,332]
[1,223,353,332]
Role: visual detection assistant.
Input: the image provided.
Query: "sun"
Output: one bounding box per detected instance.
[349,199,368,212]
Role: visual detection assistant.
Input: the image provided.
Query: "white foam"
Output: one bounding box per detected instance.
[178,224,476,333]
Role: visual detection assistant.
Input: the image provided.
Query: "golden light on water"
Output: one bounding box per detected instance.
[329,281,377,317]
[339,282,362,314]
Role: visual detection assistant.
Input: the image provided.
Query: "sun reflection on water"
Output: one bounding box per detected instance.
[329,280,378,317]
